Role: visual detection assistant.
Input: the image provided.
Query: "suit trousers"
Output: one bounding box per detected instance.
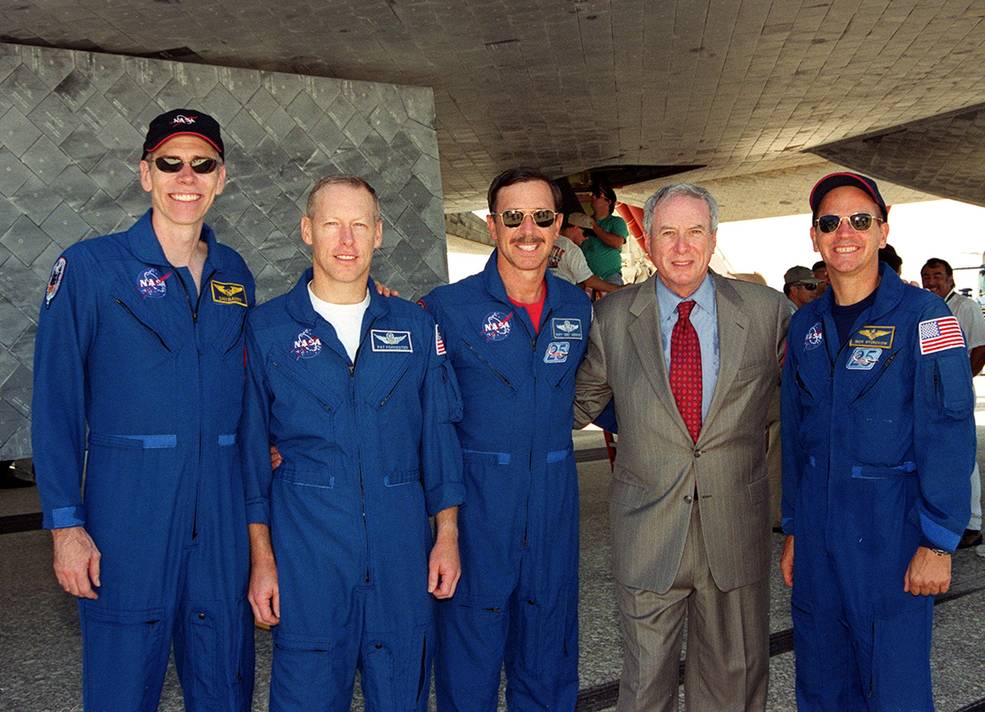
[614,500,768,712]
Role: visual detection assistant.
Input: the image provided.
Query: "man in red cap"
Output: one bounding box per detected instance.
[780,171,975,709]
[32,109,256,711]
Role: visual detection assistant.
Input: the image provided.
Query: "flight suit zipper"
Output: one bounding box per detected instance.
[522,334,537,549]
[521,316,544,551]
[350,315,378,585]
[176,266,215,540]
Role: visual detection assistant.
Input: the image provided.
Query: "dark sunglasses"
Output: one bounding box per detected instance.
[795,282,818,291]
[152,156,220,174]
[814,212,884,233]
[492,209,558,228]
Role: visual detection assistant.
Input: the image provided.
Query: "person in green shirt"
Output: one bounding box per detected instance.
[582,183,629,284]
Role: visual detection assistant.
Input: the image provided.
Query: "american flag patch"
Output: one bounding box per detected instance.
[435,324,446,355]
[918,316,965,355]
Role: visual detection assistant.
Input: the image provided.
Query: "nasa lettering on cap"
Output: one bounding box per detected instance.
[142,109,224,160]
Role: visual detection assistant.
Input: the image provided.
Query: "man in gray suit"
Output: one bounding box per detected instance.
[575,183,789,711]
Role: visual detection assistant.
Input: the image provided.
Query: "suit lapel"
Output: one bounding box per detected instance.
[702,274,749,437]
[628,276,693,442]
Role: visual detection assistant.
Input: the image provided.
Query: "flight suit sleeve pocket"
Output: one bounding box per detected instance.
[933,358,974,419]
[437,359,463,423]
[81,604,166,709]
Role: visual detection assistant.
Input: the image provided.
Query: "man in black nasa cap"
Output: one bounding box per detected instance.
[33,108,256,711]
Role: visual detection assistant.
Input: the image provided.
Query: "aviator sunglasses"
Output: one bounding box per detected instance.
[814,212,884,233]
[491,209,559,228]
[152,156,220,174]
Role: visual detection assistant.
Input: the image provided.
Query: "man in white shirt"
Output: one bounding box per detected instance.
[552,213,621,294]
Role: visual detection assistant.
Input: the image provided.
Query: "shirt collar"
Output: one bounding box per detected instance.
[286,268,387,327]
[656,271,714,321]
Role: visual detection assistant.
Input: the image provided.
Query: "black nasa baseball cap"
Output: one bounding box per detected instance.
[809,171,888,221]
[142,109,224,160]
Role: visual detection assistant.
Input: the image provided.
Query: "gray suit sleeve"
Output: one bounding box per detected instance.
[574,306,613,427]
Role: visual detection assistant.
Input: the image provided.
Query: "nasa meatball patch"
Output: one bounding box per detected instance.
[482,311,513,342]
[45,256,67,308]
[292,328,323,360]
[136,267,170,299]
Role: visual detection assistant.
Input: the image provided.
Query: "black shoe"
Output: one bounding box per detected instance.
[958,529,982,549]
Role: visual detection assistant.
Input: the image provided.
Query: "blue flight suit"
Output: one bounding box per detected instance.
[32,210,256,711]
[421,252,592,711]
[240,270,464,712]
[781,263,975,711]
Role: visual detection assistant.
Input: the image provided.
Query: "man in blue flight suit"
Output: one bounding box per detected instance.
[32,109,256,710]
[242,175,464,711]
[780,172,976,710]
[420,167,593,710]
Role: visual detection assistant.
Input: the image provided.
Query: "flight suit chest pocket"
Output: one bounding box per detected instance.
[211,305,247,355]
[367,352,416,410]
[458,338,518,393]
[540,338,584,388]
[112,291,176,353]
[268,356,342,414]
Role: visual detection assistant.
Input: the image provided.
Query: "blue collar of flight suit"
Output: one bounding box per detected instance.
[283,268,390,363]
[478,249,571,335]
[126,208,229,274]
[813,261,904,365]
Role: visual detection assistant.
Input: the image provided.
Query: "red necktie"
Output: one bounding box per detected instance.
[669,300,702,443]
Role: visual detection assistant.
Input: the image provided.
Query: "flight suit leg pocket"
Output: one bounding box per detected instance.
[364,624,433,712]
[81,603,167,711]
[185,605,220,700]
[365,626,434,712]
[790,599,857,706]
[270,633,345,711]
[870,603,933,710]
[790,600,824,703]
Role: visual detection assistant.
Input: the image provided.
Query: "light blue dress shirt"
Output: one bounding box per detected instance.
[655,273,720,420]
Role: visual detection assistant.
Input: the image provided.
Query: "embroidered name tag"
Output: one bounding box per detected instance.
[371,329,413,353]
[210,280,248,307]
[551,317,583,340]
[849,325,895,349]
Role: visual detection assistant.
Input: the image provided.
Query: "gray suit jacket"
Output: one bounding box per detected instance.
[575,271,790,593]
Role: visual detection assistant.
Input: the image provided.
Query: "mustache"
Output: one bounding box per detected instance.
[510,236,545,246]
